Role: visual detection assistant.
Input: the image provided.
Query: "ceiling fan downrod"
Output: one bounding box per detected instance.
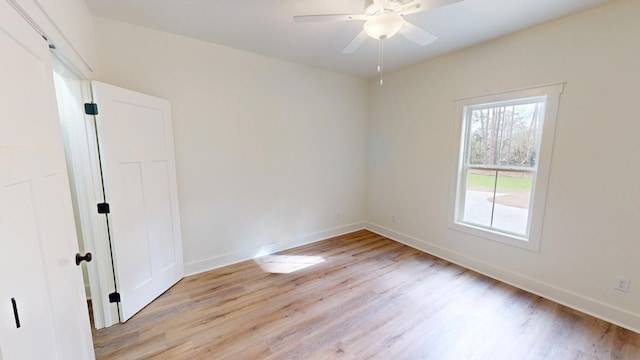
[378,38,384,86]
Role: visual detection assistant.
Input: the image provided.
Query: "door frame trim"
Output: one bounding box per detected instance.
[54,74,119,328]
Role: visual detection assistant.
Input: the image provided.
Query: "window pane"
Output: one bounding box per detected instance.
[462,169,496,228]
[468,102,542,168]
[491,171,532,236]
[462,169,532,236]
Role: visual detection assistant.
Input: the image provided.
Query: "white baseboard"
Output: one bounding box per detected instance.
[184,222,366,276]
[365,222,640,334]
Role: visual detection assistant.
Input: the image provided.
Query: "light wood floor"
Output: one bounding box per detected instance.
[92,230,640,359]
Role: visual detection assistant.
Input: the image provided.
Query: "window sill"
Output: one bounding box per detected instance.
[448,221,540,252]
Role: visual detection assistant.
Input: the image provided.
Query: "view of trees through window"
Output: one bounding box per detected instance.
[461,98,545,236]
[468,101,542,168]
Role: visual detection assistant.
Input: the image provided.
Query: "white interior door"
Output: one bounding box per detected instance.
[91,81,184,321]
[0,2,94,359]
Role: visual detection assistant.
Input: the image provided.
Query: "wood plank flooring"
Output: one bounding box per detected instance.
[92,230,640,359]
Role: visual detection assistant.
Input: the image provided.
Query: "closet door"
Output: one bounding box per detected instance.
[0,2,94,359]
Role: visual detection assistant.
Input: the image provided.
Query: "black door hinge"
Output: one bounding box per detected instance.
[84,103,99,115]
[97,202,110,214]
[108,292,121,303]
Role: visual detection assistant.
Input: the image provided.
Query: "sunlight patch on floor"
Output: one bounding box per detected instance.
[254,255,325,274]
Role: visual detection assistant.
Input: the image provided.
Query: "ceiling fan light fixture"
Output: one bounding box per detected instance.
[364,12,403,40]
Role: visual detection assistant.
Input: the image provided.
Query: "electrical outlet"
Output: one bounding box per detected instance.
[391,214,396,224]
[336,212,341,221]
[615,276,631,293]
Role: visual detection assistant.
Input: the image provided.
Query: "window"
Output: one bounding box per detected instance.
[449,84,564,251]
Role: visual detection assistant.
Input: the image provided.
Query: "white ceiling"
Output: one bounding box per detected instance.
[86,0,614,78]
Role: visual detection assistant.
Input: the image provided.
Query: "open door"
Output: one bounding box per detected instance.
[0,1,94,358]
[90,82,184,321]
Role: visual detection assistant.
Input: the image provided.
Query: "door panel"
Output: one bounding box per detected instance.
[118,162,154,289]
[0,180,58,360]
[92,81,184,321]
[0,1,94,359]
[146,161,178,268]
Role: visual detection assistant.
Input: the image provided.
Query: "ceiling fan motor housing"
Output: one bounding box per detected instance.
[364,12,404,39]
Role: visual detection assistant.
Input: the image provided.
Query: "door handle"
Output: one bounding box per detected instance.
[11,298,20,328]
[75,252,93,266]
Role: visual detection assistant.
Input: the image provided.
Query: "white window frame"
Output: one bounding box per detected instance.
[448,83,564,251]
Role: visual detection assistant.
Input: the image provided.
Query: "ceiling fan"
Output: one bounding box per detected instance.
[294,0,462,84]
[293,0,462,54]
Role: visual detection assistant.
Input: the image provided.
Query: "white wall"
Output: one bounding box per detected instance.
[92,17,368,274]
[367,0,640,331]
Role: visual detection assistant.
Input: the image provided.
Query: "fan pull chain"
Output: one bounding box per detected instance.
[378,38,384,86]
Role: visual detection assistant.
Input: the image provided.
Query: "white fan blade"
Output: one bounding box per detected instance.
[293,14,367,22]
[342,30,369,54]
[399,21,437,46]
[400,0,462,16]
